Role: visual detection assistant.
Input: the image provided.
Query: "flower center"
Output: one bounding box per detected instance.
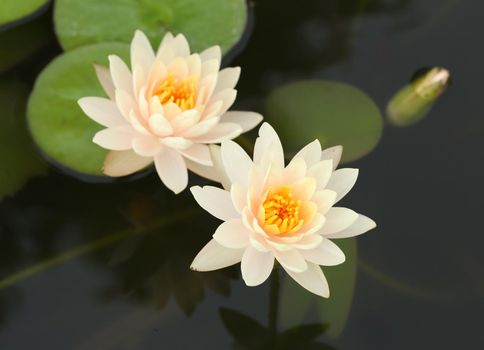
[263,186,304,234]
[155,74,196,111]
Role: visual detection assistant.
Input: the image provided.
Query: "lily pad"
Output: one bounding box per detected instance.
[280,238,357,338]
[54,0,247,54]
[0,80,47,198]
[265,80,383,163]
[0,0,49,26]
[27,42,130,176]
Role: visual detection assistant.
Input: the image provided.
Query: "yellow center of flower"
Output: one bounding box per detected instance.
[155,74,196,111]
[263,186,304,234]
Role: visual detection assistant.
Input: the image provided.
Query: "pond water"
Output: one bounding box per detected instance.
[1,0,484,348]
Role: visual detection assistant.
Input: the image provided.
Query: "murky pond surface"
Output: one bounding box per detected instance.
[1,0,484,348]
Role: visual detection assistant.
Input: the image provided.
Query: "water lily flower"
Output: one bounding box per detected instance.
[190,123,376,297]
[78,30,262,193]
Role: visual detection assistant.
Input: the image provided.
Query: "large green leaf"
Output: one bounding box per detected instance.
[265,80,383,163]
[27,42,130,176]
[54,0,247,54]
[280,238,358,338]
[0,0,49,26]
[0,80,47,198]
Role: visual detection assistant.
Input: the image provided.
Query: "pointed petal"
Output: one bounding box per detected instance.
[320,207,359,236]
[214,67,241,94]
[181,116,220,138]
[292,235,323,250]
[300,238,345,266]
[191,123,242,143]
[324,214,376,239]
[290,139,321,168]
[241,246,274,286]
[103,150,152,176]
[284,262,330,298]
[321,145,343,170]
[312,189,337,214]
[200,46,221,63]
[154,147,188,194]
[221,140,252,188]
[209,144,232,190]
[93,125,138,150]
[326,168,359,203]
[78,97,126,127]
[148,113,173,137]
[179,143,211,165]
[208,89,237,115]
[308,160,333,190]
[161,136,193,149]
[108,55,133,95]
[273,249,307,273]
[190,186,239,221]
[213,219,250,249]
[191,239,243,272]
[221,111,263,132]
[185,159,221,183]
[132,135,162,157]
[131,30,155,71]
[254,122,284,168]
[172,33,190,57]
[94,64,115,100]
[230,183,246,213]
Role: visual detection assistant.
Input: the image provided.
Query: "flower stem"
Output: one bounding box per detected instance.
[268,268,280,347]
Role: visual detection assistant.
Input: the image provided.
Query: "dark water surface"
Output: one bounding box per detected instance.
[1,0,484,348]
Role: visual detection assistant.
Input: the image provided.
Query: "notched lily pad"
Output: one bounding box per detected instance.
[54,0,247,54]
[265,80,383,163]
[27,42,130,176]
[0,80,47,198]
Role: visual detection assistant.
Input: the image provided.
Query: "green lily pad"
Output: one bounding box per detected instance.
[265,80,383,163]
[0,0,49,26]
[280,238,357,338]
[54,0,247,54]
[0,80,47,198]
[0,14,54,73]
[27,42,130,176]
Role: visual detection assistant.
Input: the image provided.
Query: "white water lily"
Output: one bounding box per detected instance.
[78,30,262,193]
[190,123,376,297]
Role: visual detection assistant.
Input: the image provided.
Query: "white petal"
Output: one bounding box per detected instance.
[312,189,337,214]
[154,147,188,194]
[308,160,333,190]
[115,89,136,119]
[280,156,306,184]
[190,186,239,221]
[131,30,155,71]
[320,207,359,236]
[179,143,211,165]
[284,262,330,298]
[214,67,241,94]
[213,219,250,249]
[191,123,242,143]
[186,54,201,77]
[324,214,376,239]
[156,34,175,64]
[108,55,133,96]
[221,111,263,132]
[103,150,152,177]
[148,113,173,137]
[209,144,231,190]
[191,239,243,272]
[321,145,343,170]
[171,109,200,133]
[185,159,221,183]
[161,137,193,150]
[181,116,220,138]
[172,33,190,57]
[208,89,237,115]
[273,249,307,273]
[230,183,246,213]
[132,136,162,157]
[78,97,126,127]
[93,125,138,150]
[241,246,274,286]
[254,122,284,168]
[94,64,115,100]
[326,168,359,203]
[300,238,345,266]
[221,140,252,188]
[200,46,221,63]
[292,235,323,250]
[290,139,321,168]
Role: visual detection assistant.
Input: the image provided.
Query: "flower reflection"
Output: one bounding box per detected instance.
[191,123,375,297]
[78,30,262,193]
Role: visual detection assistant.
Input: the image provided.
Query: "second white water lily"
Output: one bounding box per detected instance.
[190,123,376,297]
[78,30,262,193]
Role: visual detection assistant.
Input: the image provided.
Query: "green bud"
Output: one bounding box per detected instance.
[386,67,450,127]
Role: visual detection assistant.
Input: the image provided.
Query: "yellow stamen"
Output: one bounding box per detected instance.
[154,74,196,111]
[262,186,303,235]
